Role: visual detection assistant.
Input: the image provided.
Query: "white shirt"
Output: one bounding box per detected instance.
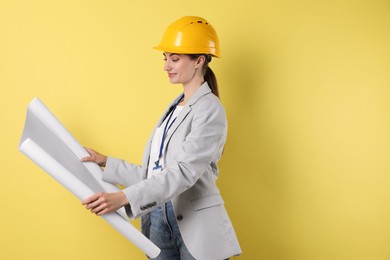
[147,105,184,178]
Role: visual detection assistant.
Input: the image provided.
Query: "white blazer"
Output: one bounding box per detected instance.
[102,83,242,260]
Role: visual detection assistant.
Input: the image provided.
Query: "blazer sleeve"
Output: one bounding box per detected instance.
[122,96,227,219]
[102,157,144,187]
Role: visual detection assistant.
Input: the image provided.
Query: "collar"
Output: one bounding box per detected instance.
[186,82,212,107]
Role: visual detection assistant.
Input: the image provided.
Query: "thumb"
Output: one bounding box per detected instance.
[81,147,96,162]
[80,156,94,162]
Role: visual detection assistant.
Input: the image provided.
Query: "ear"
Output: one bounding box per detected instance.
[195,55,206,68]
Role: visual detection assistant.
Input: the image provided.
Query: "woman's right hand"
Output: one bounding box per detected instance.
[81,148,108,167]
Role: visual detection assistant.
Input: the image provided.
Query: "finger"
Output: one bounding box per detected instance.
[89,197,110,214]
[96,208,109,216]
[82,193,101,205]
[90,203,101,213]
[84,147,95,155]
[86,193,108,210]
[92,203,108,215]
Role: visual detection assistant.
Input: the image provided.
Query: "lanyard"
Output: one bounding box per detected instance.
[153,106,177,171]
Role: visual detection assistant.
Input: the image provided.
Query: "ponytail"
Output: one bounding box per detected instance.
[205,66,219,98]
[189,54,220,98]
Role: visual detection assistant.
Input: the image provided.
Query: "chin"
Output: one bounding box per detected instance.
[169,79,181,84]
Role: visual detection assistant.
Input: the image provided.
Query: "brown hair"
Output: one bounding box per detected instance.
[188,54,219,98]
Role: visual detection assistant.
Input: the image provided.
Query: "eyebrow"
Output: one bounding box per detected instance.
[163,53,180,57]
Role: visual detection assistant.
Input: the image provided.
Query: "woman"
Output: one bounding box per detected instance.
[81,16,242,260]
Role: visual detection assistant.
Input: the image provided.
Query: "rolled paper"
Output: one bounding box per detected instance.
[19,98,160,258]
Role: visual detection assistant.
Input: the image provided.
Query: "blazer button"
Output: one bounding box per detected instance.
[176,215,183,221]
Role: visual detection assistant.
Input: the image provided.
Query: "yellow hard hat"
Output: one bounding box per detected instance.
[153,16,221,58]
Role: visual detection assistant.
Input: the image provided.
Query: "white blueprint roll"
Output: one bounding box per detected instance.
[20,139,160,258]
[24,98,124,201]
[19,98,160,258]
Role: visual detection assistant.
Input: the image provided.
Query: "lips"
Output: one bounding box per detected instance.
[168,73,176,78]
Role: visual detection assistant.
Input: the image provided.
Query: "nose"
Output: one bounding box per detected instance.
[164,60,171,71]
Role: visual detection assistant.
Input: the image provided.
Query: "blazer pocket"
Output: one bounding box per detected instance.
[191,194,224,211]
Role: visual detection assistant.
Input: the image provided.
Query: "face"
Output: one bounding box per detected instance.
[163,53,202,85]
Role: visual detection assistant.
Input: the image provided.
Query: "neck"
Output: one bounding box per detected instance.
[180,77,205,105]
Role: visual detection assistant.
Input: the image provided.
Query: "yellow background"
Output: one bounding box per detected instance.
[1,0,390,259]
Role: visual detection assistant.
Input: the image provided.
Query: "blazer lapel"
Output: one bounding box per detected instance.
[164,82,212,147]
[141,82,212,175]
[165,105,192,143]
[141,93,184,176]
[156,93,185,127]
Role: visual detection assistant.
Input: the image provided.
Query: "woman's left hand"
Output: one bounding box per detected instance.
[82,192,128,216]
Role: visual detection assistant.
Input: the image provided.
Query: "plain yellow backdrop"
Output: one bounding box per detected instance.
[1,0,390,259]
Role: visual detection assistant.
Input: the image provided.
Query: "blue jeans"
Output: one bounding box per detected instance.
[149,201,196,260]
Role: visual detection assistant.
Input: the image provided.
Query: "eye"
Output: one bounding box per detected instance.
[170,55,180,62]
